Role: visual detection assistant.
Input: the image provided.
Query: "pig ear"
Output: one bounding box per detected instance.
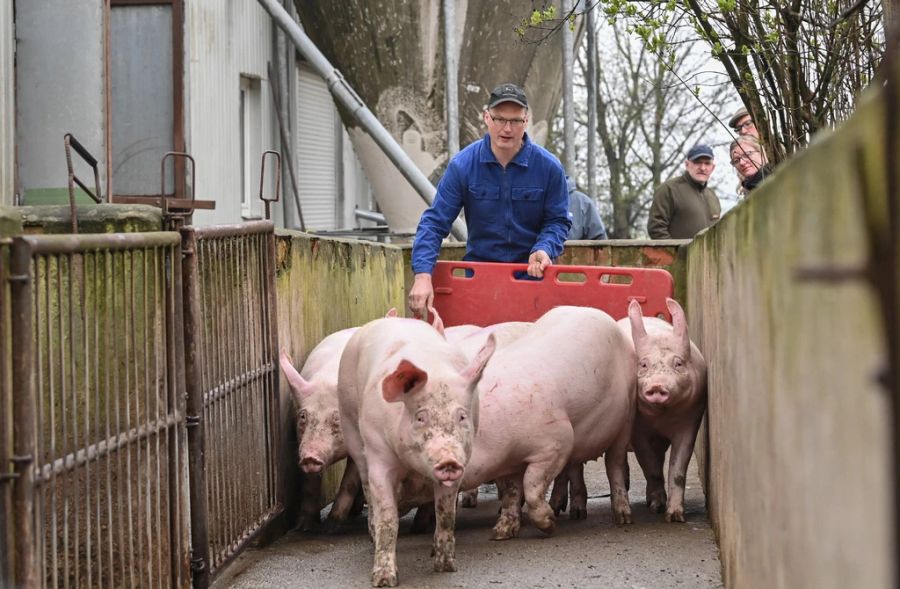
[666,298,691,358]
[385,307,398,318]
[382,359,428,403]
[462,332,496,386]
[280,349,314,401]
[627,299,648,348]
[429,307,446,337]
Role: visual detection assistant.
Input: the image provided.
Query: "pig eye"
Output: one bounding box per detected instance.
[673,356,686,370]
[638,359,649,373]
[414,409,429,427]
[298,410,308,424]
[457,408,469,424]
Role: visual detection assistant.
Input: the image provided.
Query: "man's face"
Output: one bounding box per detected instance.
[685,157,715,184]
[732,115,758,139]
[483,102,528,151]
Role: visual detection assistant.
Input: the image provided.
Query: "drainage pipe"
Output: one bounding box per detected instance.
[257,0,467,241]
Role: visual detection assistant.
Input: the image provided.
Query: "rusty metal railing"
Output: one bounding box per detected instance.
[181,221,282,587]
[0,239,13,587]
[6,232,191,588]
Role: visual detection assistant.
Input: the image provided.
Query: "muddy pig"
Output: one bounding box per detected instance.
[279,329,363,532]
[337,317,495,587]
[618,298,708,522]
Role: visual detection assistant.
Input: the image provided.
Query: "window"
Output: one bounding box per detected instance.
[240,75,262,219]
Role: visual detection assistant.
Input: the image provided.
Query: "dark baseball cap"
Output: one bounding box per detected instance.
[487,83,528,109]
[686,144,714,161]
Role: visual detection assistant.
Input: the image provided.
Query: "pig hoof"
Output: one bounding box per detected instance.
[530,506,556,536]
[296,515,321,534]
[647,494,666,514]
[490,520,520,540]
[570,505,587,520]
[614,508,633,525]
[371,567,398,587]
[665,508,685,523]
[434,555,457,573]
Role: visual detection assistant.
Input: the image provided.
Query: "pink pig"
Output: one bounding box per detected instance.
[337,317,496,587]
[618,298,708,523]
[279,329,363,532]
[460,306,636,540]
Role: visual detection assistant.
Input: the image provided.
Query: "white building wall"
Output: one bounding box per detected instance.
[0,0,14,206]
[186,0,276,226]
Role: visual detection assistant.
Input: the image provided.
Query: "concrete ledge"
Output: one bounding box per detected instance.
[16,204,163,234]
[0,206,23,237]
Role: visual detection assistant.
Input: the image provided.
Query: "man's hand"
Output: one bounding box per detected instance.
[527,250,552,278]
[408,273,434,319]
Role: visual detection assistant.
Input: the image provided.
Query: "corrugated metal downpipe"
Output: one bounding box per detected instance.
[257,0,467,241]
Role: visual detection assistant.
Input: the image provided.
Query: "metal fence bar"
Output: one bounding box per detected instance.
[10,237,38,587]
[0,239,12,588]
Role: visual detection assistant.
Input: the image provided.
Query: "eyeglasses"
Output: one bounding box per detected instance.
[730,151,760,166]
[733,120,756,133]
[489,115,526,129]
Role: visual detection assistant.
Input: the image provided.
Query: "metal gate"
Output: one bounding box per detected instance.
[2,232,191,588]
[1,220,283,588]
[181,220,282,588]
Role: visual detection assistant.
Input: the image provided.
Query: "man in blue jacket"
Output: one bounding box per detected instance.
[408,83,571,318]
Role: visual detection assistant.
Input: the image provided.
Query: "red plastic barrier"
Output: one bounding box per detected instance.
[431,261,674,327]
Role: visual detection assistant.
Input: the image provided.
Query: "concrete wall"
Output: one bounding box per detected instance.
[686,90,894,587]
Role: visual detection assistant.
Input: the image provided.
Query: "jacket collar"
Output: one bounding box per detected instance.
[480,132,533,167]
[682,170,707,190]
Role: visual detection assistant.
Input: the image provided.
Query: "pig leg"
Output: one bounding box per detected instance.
[632,431,669,514]
[567,462,588,520]
[604,436,633,525]
[367,469,401,587]
[664,418,702,523]
[522,427,574,534]
[432,486,460,572]
[297,472,323,532]
[459,488,479,508]
[548,469,569,516]
[323,459,362,532]
[411,502,435,534]
[490,476,523,540]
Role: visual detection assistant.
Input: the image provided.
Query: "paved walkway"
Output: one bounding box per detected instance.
[213,455,722,588]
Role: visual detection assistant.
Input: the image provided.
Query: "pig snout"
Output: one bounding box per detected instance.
[433,459,465,487]
[299,455,326,474]
[642,384,671,405]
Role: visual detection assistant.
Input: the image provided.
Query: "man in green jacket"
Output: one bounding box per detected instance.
[647,144,721,239]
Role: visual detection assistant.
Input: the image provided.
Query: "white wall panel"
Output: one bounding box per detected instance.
[295,65,338,231]
[187,0,276,226]
[0,0,14,205]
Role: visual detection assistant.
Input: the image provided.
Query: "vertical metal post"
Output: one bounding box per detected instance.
[585,6,598,200]
[443,0,459,158]
[561,0,576,175]
[181,228,211,589]
[10,238,37,588]
[264,227,283,508]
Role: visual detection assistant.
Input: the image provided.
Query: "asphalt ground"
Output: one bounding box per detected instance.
[212,454,722,589]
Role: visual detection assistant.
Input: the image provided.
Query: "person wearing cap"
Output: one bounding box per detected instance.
[566,175,608,240]
[728,106,758,139]
[647,144,721,239]
[408,82,571,318]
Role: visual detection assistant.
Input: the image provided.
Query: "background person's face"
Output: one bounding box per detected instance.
[685,157,715,184]
[733,115,759,139]
[731,144,764,178]
[484,102,528,151]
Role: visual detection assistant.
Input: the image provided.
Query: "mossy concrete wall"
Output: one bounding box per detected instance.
[274,231,406,520]
[686,90,893,587]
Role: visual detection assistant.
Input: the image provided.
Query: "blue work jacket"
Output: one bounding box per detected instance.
[411,133,571,274]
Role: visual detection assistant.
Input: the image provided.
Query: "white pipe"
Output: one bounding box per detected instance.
[562,0,576,174]
[586,4,598,199]
[444,0,460,158]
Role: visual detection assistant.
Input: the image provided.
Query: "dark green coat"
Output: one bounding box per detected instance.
[648,172,721,239]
